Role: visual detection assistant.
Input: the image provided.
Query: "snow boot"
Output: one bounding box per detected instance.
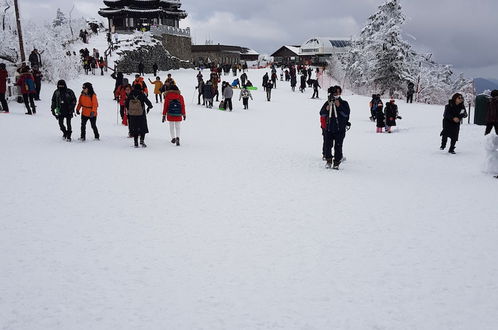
[140,139,147,148]
[171,138,176,144]
[325,158,332,169]
[176,137,180,146]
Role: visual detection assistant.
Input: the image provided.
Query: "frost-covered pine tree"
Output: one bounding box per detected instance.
[53,8,67,27]
[360,0,414,95]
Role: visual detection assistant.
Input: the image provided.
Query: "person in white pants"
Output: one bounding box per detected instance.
[162,85,186,146]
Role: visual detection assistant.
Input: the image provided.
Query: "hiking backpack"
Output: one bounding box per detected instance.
[128,96,143,116]
[168,99,182,116]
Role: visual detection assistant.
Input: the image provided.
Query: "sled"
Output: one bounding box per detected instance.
[246,86,258,91]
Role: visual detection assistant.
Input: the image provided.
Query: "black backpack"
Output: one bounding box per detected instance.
[168,99,182,116]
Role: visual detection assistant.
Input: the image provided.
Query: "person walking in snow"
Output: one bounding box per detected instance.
[265,79,273,101]
[375,101,386,133]
[98,57,106,76]
[196,78,205,105]
[16,66,37,115]
[223,83,233,111]
[311,79,321,99]
[407,81,415,103]
[369,94,382,121]
[148,76,164,104]
[239,86,253,110]
[76,82,100,141]
[125,84,153,148]
[162,85,186,146]
[290,74,297,92]
[271,71,278,89]
[132,74,148,96]
[320,86,351,169]
[262,72,269,92]
[385,98,401,133]
[111,71,123,100]
[50,80,77,141]
[28,49,42,68]
[0,63,9,113]
[203,80,214,108]
[485,90,498,135]
[240,72,247,87]
[32,65,43,101]
[440,93,467,154]
[115,78,130,122]
[152,63,158,76]
[299,74,306,93]
[138,62,145,76]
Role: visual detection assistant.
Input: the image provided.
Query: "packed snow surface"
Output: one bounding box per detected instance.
[1,66,497,328]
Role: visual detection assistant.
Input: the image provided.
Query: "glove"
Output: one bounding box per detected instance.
[397,116,402,119]
[162,115,165,123]
[183,115,186,120]
[90,111,96,118]
[51,110,56,117]
[346,122,351,131]
[147,107,152,114]
[76,110,80,116]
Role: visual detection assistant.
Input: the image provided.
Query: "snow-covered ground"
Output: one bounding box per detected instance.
[1,36,497,330]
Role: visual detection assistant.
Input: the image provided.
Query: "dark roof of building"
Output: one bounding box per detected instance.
[270,45,301,57]
[192,44,259,56]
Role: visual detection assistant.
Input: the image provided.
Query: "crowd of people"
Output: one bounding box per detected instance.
[1,53,497,176]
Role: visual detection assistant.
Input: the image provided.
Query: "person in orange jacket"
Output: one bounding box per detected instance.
[76,82,99,141]
[148,76,164,103]
[162,85,186,146]
[132,74,148,96]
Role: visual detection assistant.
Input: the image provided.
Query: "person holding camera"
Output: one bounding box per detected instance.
[320,86,351,169]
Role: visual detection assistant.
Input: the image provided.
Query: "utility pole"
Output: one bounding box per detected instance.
[13,0,26,63]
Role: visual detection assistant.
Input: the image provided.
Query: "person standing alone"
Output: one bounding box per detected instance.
[51,80,76,141]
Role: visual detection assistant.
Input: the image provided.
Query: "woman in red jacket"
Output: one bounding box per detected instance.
[162,85,186,146]
[16,66,37,115]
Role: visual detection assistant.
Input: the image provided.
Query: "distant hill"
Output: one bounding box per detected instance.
[474,78,498,94]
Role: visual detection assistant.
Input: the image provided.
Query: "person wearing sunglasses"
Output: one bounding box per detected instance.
[440,93,467,154]
[76,82,100,141]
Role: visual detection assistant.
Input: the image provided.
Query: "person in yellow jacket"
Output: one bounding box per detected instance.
[76,82,100,141]
[148,76,164,103]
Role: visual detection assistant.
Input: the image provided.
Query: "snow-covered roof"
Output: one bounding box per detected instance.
[300,37,351,55]
[286,46,300,55]
[242,48,259,56]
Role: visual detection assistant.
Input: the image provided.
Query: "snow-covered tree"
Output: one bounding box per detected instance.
[53,8,67,27]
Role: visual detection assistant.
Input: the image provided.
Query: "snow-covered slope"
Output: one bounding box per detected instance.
[0,63,497,329]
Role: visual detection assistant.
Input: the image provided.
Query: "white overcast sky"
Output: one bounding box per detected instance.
[18,0,498,79]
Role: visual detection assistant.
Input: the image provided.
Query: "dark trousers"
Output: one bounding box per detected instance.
[0,93,9,112]
[485,123,498,135]
[155,93,162,103]
[133,133,145,145]
[153,70,157,76]
[441,136,456,151]
[242,98,249,109]
[100,67,104,75]
[224,98,232,111]
[58,116,72,138]
[198,93,204,105]
[81,115,99,139]
[23,94,36,113]
[312,89,319,98]
[407,94,413,103]
[266,89,272,101]
[35,81,41,100]
[119,105,125,119]
[323,130,345,165]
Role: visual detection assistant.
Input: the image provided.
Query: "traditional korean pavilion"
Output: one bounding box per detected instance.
[98,0,188,31]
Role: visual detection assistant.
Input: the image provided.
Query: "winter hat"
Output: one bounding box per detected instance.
[491,90,498,98]
[169,85,179,91]
[57,80,67,89]
[122,78,129,85]
[0,63,5,69]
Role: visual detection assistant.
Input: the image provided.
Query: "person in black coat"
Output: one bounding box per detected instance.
[440,93,467,154]
[385,99,400,133]
[265,80,273,101]
[125,84,153,147]
[376,103,385,133]
[311,79,321,99]
[138,62,145,76]
[152,63,158,76]
[320,86,351,169]
[262,72,269,92]
[203,80,214,108]
[51,80,77,141]
[32,65,43,100]
[112,71,124,100]
[299,74,306,93]
[407,82,415,103]
[290,74,297,92]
